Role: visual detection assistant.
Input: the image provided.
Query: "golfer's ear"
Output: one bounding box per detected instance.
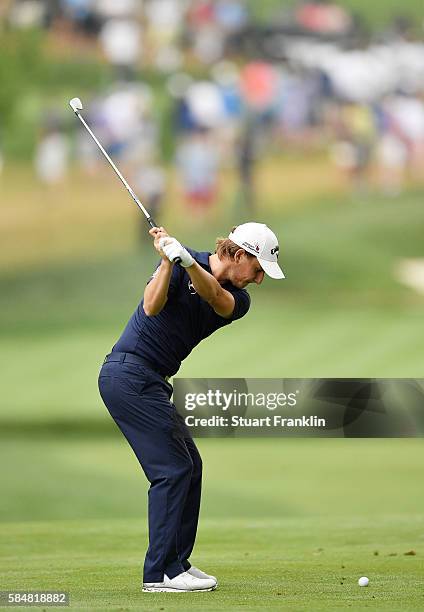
[234,249,245,263]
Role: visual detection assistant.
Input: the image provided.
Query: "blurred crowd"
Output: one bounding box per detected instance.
[2,0,424,214]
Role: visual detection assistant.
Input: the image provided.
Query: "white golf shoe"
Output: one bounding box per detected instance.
[142,571,216,592]
[187,565,218,586]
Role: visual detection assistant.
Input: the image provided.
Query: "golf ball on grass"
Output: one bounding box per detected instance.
[358,576,369,587]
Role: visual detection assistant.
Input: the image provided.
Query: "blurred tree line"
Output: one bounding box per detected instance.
[0,27,190,162]
[0,28,113,160]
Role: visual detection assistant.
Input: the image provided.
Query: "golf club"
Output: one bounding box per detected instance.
[69,97,181,263]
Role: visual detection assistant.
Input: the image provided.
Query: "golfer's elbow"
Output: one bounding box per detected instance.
[206,285,221,307]
[208,287,235,319]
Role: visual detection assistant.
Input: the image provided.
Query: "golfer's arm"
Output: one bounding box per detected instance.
[143,260,174,316]
[186,262,235,318]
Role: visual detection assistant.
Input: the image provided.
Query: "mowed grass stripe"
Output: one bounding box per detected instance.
[0,516,423,610]
[0,438,423,521]
[178,304,424,378]
[1,303,424,420]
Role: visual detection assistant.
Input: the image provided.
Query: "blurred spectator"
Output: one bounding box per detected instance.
[187,0,215,30]
[276,69,318,144]
[188,0,225,64]
[60,0,100,36]
[376,131,408,197]
[211,61,242,116]
[294,0,352,36]
[4,0,424,207]
[132,162,166,229]
[215,0,248,34]
[35,118,69,185]
[100,86,147,154]
[236,118,257,214]
[144,0,185,72]
[211,61,243,165]
[186,81,226,129]
[61,0,93,20]
[95,0,139,19]
[97,0,142,80]
[75,84,158,173]
[386,94,424,179]
[7,0,48,28]
[176,128,219,213]
[99,18,142,80]
[331,103,376,193]
[240,62,279,112]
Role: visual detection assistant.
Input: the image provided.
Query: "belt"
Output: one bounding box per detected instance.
[103,352,170,381]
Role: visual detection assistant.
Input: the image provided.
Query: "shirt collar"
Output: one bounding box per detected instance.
[194,251,211,269]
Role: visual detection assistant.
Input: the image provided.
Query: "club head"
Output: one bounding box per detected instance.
[69,97,83,112]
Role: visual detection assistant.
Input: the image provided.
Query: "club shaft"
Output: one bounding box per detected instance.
[74,110,157,228]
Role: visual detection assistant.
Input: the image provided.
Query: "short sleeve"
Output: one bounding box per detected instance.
[225,287,251,321]
[147,260,184,297]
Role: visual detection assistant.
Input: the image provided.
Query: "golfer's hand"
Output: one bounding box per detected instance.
[150,227,170,261]
[159,237,194,268]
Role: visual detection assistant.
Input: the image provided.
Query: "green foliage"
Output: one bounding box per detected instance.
[0,29,113,158]
[0,29,42,123]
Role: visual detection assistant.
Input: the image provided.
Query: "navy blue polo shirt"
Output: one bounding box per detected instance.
[112,248,250,376]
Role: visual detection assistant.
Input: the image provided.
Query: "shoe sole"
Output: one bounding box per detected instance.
[142,585,216,593]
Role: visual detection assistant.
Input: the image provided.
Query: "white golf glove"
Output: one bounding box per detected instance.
[159,237,195,268]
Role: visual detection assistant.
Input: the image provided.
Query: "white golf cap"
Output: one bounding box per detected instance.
[229,222,285,279]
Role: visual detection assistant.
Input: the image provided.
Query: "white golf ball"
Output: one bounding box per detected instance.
[358,576,369,587]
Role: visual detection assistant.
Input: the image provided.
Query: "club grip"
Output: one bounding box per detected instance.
[147,218,182,264]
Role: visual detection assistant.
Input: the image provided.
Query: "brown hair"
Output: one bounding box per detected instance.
[215,226,255,261]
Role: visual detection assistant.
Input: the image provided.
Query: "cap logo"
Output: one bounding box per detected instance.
[242,241,260,253]
[270,245,279,257]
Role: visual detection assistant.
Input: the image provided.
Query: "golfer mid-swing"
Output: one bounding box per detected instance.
[98,222,284,592]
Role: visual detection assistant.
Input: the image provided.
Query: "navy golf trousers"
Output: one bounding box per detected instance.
[98,352,202,582]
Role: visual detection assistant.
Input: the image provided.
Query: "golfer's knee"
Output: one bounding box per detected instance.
[172,458,194,484]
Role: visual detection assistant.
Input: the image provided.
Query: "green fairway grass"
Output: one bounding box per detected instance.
[1,302,424,426]
[0,438,423,522]
[1,162,423,610]
[1,516,423,611]
[0,439,423,610]
[1,189,424,423]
